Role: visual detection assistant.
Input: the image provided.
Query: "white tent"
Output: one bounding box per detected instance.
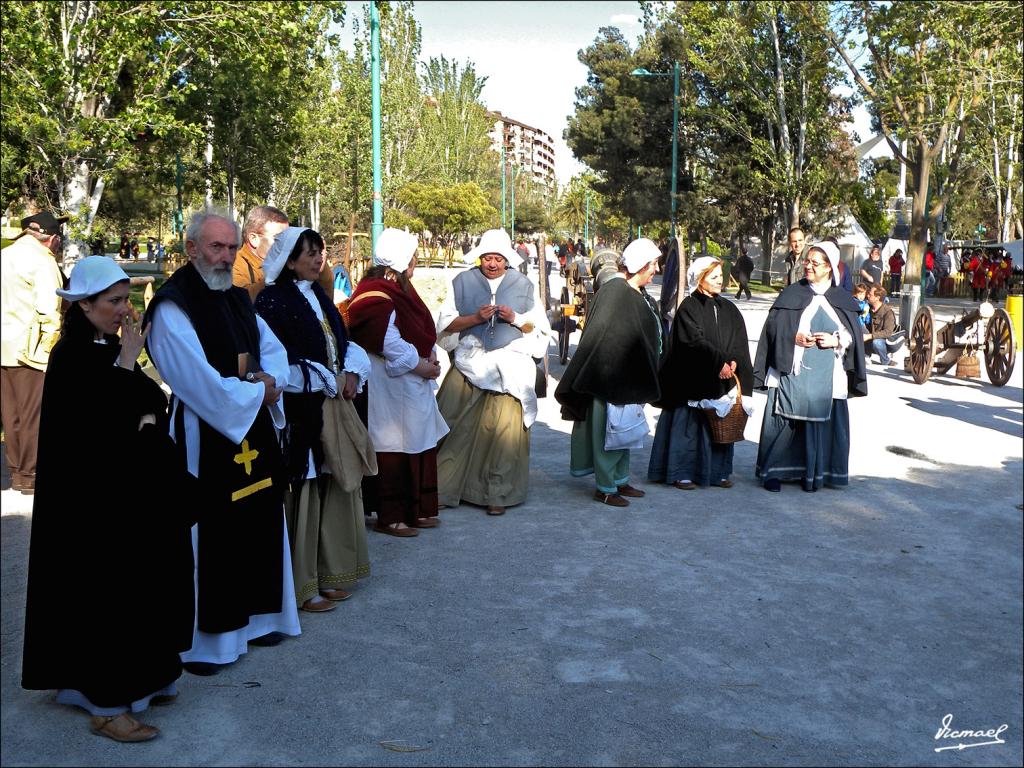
[832,208,875,268]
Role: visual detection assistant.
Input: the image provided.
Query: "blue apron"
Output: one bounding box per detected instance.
[775,306,837,422]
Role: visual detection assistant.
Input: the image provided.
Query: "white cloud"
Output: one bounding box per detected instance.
[610,14,640,25]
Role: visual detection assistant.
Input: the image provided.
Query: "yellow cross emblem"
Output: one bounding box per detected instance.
[234,440,259,476]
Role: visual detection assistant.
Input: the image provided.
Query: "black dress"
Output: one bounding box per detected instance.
[648,291,754,486]
[21,328,194,711]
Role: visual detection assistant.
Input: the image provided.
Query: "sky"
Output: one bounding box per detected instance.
[338,1,874,187]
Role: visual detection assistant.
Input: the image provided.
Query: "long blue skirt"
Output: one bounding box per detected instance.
[755,388,850,489]
[648,405,734,486]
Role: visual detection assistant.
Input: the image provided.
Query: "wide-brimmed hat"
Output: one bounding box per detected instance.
[263,226,307,284]
[56,256,129,301]
[464,229,522,268]
[621,238,661,274]
[373,228,420,273]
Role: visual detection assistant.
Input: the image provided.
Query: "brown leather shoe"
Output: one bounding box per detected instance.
[594,491,629,507]
[672,480,697,490]
[301,598,337,613]
[486,506,506,516]
[373,523,418,537]
[617,483,645,498]
[320,588,352,602]
[90,714,159,743]
[410,517,441,528]
[715,479,734,488]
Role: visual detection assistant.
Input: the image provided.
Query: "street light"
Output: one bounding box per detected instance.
[631,63,680,240]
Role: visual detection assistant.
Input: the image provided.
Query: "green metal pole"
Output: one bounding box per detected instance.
[501,143,507,230]
[510,165,516,242]
[671,61,680,241]
[370,1,383,252]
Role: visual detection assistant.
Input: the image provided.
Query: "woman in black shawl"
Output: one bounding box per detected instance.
[254,227,371,613]
[649,257,753,489]
[753,241,867,492]
[555,238,662,507]
[21,256,194,742]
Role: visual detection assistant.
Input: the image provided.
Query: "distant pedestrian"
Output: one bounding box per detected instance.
[732,249,754,300]
[859,245,884,287]
[888,249,905,294]
[785,227,806,286]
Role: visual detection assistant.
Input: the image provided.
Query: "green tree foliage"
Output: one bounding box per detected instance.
[0,0,343,261]
[567,2,857,272]
[815,0,1021,281]
[420,56,496,186]
[392,181,497,263]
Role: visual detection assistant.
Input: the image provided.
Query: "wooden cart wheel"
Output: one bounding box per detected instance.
[984,308,1016,387]
[909,305,936,384]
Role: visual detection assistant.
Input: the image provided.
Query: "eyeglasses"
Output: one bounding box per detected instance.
[804,259,828,269]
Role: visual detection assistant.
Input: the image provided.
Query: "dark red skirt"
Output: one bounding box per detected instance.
[363,448,439,526]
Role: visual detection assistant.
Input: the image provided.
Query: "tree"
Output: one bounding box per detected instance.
[814,0,1020,285]
[0,1,344,262]
[420,56,495,187]
[392,182,496,264]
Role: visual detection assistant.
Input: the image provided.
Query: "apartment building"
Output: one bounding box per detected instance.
[487,111,556,191]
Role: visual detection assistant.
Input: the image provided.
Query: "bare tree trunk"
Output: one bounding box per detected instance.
[760,215,776,285]
[906,144,930,285]
[226,157,236,223]
[204,115,214,209]
[1001,94,1019,241]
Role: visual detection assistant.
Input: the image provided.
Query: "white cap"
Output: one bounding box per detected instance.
[263,226,307,285]
[464,229,522,268]
[686,256,721,292]
[373,228,420,273]
[622,238,661,274]
[807,241,842,285]
[56,256,129,301]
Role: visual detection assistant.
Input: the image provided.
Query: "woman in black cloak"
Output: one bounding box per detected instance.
[21,256,194,742]
[753,242,867,492]
[649,256,754,489]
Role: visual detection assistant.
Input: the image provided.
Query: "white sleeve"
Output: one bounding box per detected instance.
[382,311,421,376]
[342,340,371,392]
[435,279,461,352]
[148,301,267,444]
[283,360,337,396]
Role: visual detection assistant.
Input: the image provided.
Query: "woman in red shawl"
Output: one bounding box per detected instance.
[347,229,449,537]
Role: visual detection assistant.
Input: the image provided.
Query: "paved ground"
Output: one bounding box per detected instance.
[2,282,1021,767]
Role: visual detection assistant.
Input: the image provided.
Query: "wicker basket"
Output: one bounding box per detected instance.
[704,374,748,444]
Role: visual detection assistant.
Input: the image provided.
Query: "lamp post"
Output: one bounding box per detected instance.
[631,63,680,240]
[370,1,383,252]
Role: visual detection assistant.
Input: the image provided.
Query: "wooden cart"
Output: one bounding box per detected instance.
[907,303,1017,386]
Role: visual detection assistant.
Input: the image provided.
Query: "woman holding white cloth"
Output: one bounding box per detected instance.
[435,229,553,516]
[648,257,753,490]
